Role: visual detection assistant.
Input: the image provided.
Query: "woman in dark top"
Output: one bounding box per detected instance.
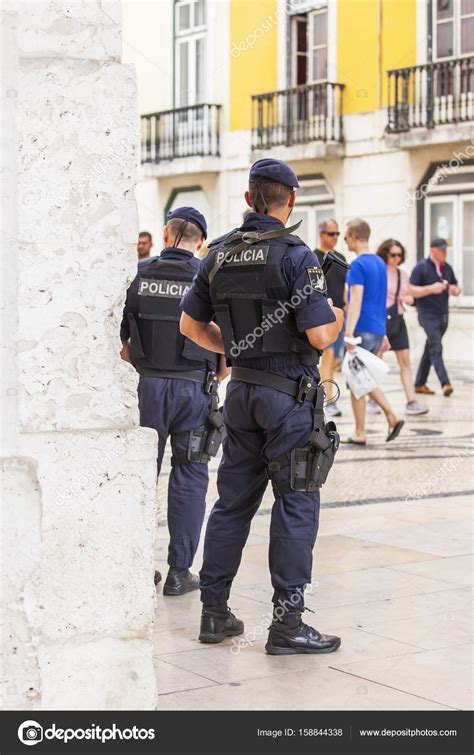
[376,239,428,416]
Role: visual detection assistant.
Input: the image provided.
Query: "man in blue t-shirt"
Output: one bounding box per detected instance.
[344,218,404,445]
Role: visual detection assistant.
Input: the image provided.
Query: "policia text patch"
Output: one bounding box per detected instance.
[306,266,327,293]
[138,279,191,299]
[216,245,269,266]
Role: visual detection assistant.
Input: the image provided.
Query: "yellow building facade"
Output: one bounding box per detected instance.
[123,0,474,304]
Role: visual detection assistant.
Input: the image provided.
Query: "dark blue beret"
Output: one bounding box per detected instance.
[249,159,300,189]
[166,206,207,239]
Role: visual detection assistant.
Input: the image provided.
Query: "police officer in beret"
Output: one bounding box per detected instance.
[120,207,228,596]
[180,160,344,653]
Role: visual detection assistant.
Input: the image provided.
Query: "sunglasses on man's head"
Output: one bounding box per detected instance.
[388,252,402,258]
[323,231,340,237]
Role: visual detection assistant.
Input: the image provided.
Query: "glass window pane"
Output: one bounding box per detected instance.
[312,11,327,46]
[297,54,307,85]
[462,200,474,295]
[429,201,454,263]
[437,20,454,56]
[291,210,310,246]
[297,19,307,53]
[312,47,327,81]
[461,16,474,53]
[461,0,474,15]
[195,37,205,103]
[178,3,191,31]
[195,0,206,27]
[179,41,189,106]
[437,0,453,19]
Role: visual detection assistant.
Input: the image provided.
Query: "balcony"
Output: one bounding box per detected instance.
[141,103,221,165]
[386,57,474,139]
[251,82,345,153]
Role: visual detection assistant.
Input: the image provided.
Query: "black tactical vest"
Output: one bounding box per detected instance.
[208,234,321,366]
[129,256,217,373]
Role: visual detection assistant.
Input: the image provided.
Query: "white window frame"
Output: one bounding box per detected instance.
[424,192,474,306]
[288,3,333,89]
[175,0,207,108]
[433,0,474,61]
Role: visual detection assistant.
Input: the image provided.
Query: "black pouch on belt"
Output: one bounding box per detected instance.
[187,380,224,464]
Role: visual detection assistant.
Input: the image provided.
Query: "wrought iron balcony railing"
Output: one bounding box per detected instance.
[387,57,474,133]
[251,82,344,150]
[141,103,221,163]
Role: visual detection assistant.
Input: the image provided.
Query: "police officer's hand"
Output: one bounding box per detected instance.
[430,281,447,295]
[120,342,131,363]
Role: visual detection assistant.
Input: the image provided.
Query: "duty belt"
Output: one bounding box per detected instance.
[231,366,317,403]
[138,368,219,395]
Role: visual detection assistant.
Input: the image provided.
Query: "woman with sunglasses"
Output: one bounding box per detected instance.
[376,239,428,416]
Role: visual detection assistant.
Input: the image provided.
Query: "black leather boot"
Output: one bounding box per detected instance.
[265,607,341,655]
[163,567,199,596]
[199,605,244,644]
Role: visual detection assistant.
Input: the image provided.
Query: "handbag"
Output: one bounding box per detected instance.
[386,269,401,339]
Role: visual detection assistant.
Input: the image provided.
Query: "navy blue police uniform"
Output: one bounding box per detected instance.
[121,207,222,594]
[181,160,342,653]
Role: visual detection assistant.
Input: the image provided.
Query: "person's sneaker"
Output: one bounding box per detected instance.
[367,399,381,414]
[163,568,199,596]
[415,385,435,395]
[265,608,341,655]
[442,384,454,397]
[405,400,429,415]
[325,402,342,417]
[199,605,244,644]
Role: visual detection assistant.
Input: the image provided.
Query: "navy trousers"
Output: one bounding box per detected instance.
[200,379,320,609]
[138,376,211,570]
[415,313,450,388]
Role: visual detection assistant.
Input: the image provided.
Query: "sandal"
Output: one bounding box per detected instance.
[343,436,367,446]
[386,420,404,443]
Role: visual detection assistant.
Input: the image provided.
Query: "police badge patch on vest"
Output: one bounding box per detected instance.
[306,266,327,293]
[216,245,269,266]
[138,278,191,298]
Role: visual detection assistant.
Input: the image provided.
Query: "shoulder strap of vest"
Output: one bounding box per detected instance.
[208,220,302,284]
[143,257,197,275]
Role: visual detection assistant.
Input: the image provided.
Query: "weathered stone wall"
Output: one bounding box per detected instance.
[1,1,158,710]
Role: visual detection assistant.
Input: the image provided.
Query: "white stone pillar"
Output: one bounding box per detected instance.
[1,1,158,710]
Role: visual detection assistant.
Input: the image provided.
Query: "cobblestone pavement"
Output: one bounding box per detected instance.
[152,310,473,710]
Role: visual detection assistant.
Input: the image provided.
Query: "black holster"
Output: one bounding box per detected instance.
[267,387,340,493]
[172,374,224,466]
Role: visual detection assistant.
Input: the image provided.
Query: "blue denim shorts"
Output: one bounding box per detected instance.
[329,328,345,358]
[354,331,384,355]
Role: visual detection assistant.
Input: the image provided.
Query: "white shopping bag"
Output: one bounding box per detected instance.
[342,346,390,399]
